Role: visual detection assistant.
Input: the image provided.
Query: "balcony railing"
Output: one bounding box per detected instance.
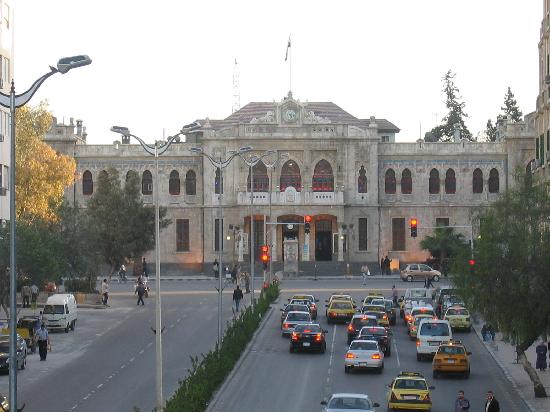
[236,190,344,205]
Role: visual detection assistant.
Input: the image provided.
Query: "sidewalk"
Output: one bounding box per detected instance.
[472,319,550,411]
[103,274,403,282]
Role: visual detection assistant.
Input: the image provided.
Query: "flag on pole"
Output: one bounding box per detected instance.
[285,36,291,61]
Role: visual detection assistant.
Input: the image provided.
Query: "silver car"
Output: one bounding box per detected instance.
[344,340,384,373]
[281,311,312,337]
[0,334,27,373]
[321,393,380,411]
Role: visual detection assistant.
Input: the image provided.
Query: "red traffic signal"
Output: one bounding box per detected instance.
[304,215,312,223]
[468,259,475,266]
[260,245,269,253]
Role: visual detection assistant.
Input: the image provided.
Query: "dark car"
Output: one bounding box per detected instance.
[280,304,310,324]
[0,335,27,373]
[290,323,328,353]
[347,314,378,345]
[357,326,392,357]
[371,298,397,326]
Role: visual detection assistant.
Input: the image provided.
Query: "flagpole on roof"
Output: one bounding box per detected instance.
[285,35,292,93]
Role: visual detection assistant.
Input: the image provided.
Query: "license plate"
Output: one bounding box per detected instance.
[447,359,455,363]
[403,395,417,400]
[302,342,310,347]
[359,362,368,366]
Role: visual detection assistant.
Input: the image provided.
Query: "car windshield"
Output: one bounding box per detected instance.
[350,341,378,351]
[394,379,427,390]
[295,324,321,333]
[420,322,450,336]
[446,308,469,316]
[43,304,64,314]
[328,397,372,410]
[439,345,465,355]
[332,302,352,310]
[0,342,9,352]
[286,313,310,322]
[352,318,377,328]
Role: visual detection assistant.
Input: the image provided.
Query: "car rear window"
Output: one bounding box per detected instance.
[350,341,378,351]
[394,379,427,390]
[290,300,309,306]
[446,308,469,316]
[420,322,450,336]
[360,327,386,336]
[332,302,352,310]
[439,345,465,355]
[286,313,310,321]
[328,397,372,410]
[370,299,385,306]
[287,305,309,313]
[412,308,434,317]
[363,311,384,319]
[352,318,378,328]
[294,324,321,333]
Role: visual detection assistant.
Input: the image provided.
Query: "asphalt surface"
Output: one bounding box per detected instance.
[210,278,530,412]
[0,279,251,412]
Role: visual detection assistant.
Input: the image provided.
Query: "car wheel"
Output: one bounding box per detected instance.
[344,366,351,374]
[417,353,422,361]
[406,275,413,282]
[65,324,69,333]
[320,343,326,354]
[378,365,383,374]
[71,320,75,331]
[433,275,440,282]
[289,345,294,353]
[464,369,470,379]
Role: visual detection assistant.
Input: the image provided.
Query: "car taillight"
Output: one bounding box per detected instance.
[424,393,431,402]
[283,323,290,329]
[347,324,354,332]
[345,352,356,359]
[314,333,322,342]
[329,311,336,317]
[416,339,420,346]
[383,314,388,320]
[411,326,416,331]
[291,332,299,341]
[371,353,381,359]
[390,392,398,401]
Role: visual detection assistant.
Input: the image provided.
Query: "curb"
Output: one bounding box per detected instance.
[472,322,537,412]
[206,302,276,412]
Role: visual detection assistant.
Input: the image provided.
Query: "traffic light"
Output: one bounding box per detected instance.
[304,215,312,234]
[261,245,270,270]
[410,218,418,237]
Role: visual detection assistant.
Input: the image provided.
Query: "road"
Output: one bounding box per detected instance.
[210,278,530,412]
[0,278,251,412]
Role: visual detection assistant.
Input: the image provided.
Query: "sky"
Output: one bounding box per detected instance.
[13,0,542,144]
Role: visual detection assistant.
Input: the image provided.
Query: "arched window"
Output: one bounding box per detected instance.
[185,170,196,195]
[488,168,499,193]
[280,160,301,191]
[385,169,396,194]
[215,168,223,194]
[473,168,483,193]
[247,161,269,192]
[429,169,440,194]
[312,159,334,192]
[357,165,367,193]
[169,170,180,195]
[401,169,412,194]
[142,170,153,195]
[82,170,93,195]
[445,169,456,194]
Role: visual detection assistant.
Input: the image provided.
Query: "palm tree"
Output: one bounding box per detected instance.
[420,227,468,275]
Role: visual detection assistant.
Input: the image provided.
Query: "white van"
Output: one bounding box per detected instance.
[416,319,452,361]
[43,294,78,333]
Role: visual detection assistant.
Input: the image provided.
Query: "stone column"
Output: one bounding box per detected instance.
[338,225,344,262]
[270,224,277,262]
[303,233,310,261]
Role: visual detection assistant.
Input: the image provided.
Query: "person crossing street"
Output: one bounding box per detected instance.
[484,391,500,412]
[233,285,244,312]
[36,323,50,361]
[135,281,146,306]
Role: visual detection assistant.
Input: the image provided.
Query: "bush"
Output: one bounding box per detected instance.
[64,276,96,293]
[164,283,279,412]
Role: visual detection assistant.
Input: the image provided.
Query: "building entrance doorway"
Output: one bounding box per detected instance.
[278,215,301,261]
[315,220,332,261]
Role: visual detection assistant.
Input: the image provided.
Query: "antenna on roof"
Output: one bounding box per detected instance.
[232,58,240,114]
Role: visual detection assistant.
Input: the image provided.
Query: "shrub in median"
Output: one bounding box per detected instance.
[164,283,279,412]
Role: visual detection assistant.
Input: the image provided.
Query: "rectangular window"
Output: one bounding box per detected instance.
[214,218,224,251]
[358,218,368,251]
[1,57,9,86]
[392,218,405,251]
[3,165,7,188]
[176,219,189,252]
[436,218,449,227]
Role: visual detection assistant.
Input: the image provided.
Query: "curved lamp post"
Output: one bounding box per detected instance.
[189,146,252,343]
[0,55,91,412]
[111,122,201,412]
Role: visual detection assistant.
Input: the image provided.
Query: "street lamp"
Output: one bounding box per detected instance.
[233,150,279,309]
[0,55,91,412]
[190,145,252,343]
[111,121,200,412]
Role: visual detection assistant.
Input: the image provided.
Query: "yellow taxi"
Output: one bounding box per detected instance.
[432,340,471,378]
[326,299,356,323]
[387,372,434,411]
[443,306,471,332]
[408,314,433,340]
[361,304,389,327]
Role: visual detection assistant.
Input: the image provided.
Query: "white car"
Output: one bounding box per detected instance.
[416,319,452,361]
[321,393,380,411]
[344,340,384,373]
[281,311,312,337]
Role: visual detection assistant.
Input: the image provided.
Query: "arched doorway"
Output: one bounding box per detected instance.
[277,214,302,261]
[315,215,335,261]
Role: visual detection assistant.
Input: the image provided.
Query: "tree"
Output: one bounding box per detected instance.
[86,168,170,274]
[453,173,550,397]
[425,70,473,142]
[420,227,468,275]
[484,87,523,142]
[16,103,76,223]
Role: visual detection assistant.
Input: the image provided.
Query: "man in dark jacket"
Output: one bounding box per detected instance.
[233,285,244,312]
[135,281,146,306]
[454,390,470,412]
[484,391,500,412]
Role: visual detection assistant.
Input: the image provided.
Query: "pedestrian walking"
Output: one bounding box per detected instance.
[484,390,500,412]
[244,272,250,294]
[361,264,370,285]
[536,341,548,371]
[233,285,244,312]
[135,281,146,306]
[454,390,470,412]
[35,323,50,361]
[392,285,398,306]
[101,278,109,306]
[231,264,237,284]
[142,257,148,276]
[21,284,31,308]
[380,257,384,276]
[30,283,39,305]
[213,259,219,278]
[384,256,392,275]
